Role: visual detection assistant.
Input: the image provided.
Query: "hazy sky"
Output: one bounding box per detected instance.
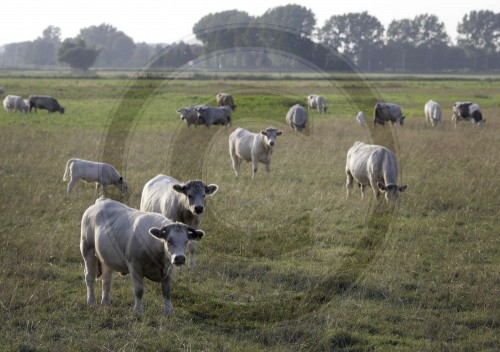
[1,0,499,46]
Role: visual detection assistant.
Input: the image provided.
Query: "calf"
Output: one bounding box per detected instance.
[307,94,328,113]
[216,93,237,111]
[229,127,283,179]
[374,102,405,126]
[286,104,308,132]
[3,95,29,113]
[80,198,204,315]
[196,106,232,128]
[452,102,485,127]
[140,175,218,266]
[63,158,128,197]
[345,141,408,205]
[424,100,442,127]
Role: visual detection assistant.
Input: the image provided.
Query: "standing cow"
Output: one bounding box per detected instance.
[345,141,408,205]
[196,106,232,127]
[452,102,485,127]
[216,93,237,111]
[374,102,405,126]
[229,127,283,179]
[424,100,442,127]
[80,198,204,315]
[140,175,218,266]
[3,95,29,113]
[286,104,308,132]
[307,94,328,113]
[176,105,208,127]
[29,95,64,114]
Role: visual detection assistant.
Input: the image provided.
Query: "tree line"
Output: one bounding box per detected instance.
[0,5,499,73]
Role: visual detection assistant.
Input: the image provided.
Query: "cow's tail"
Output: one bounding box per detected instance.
[63,158,76,181]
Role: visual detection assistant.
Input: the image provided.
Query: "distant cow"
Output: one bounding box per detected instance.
[345,141,408,205]
[80,198,204,315]
[424,100,441,127]
[0,87,5,95]
[140,175,218,266]
[286,104,308,132]
[356,111,366,126]
[452,102,485,127]
[307,94,328,113]
[374,102,405,126]
[63,158,128,197]
[216,93,236,111]
[196,106,232,127]
[29,95,64,114]
[2,95,29,113]
[229,127,283,179]
[176,105,208,127]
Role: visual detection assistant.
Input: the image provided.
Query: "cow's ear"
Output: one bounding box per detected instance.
[399,184,408,192]
[187,227,205,241]
[172,184,186,194]
[260,130,268,136]
[276,130,283,136]
[205,184,218,195]
[119,176,123,182]
[377,182,387,191]
[149,227,167,239]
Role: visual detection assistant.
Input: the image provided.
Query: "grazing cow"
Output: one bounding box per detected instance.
[196,106,232,127]
[307,94,328,113]
[216,93,237,111]
[345,141,408,205]
[452,102,485,127]
[140,175,218,266]
[63,158,128,197]
[80,198,204,315]
[0,87,5,94]
[286,104,308,132]
[424,100,442,127]
[2,95,29,113]
[229,127,283,179]
[373,102,405,126]
[176,105,208,127]
[356,111,366,126]
[29,95,64,114]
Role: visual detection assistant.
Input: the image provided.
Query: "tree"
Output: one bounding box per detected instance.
[57,38,101,70]
[258,4,316,38]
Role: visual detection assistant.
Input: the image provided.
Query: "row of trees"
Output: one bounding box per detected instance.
[0,5,499,72]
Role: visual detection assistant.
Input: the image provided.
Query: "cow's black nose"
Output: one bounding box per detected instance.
[174,256,186,266]
[194,205,204,214]
[269,141,275,146]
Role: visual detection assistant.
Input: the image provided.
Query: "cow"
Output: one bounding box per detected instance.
[63,158,128,197]
[140,175,218,266]
[29,95,64,114]
[424,100,442,127]
[176,105,208,127]
[286,104,308,132]
[307,94,328,113]
[216,93,236,111]
[356,111,366,126]
[2,95,29,113]
[80,198,204,315]
[0,87,5,95]
[452,102,485,127]
[196,106,232,127]
[345,141,408,206]
[373,102,405,126]
[229,127,283,179]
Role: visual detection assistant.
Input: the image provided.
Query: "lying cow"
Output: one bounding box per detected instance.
[216,93,237,111]
[424,100,441,127]
[196,106,232,127]
[29,95,64,114]
[63,158,128,197]
[140,175,218,266]
[345,141,408,205]
[80,198,204,315]
[229,127,283,179]
[176,105,208,127]
[373,102,405,126]
[2,95,29,113]
[356,111,366,126]
[307,94,328,113]
[286,104,308,132]
[452,102,485,127]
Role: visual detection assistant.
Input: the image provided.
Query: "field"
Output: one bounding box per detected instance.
[0,73,499,351]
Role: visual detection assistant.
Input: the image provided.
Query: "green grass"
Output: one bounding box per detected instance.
[0,76,499,351]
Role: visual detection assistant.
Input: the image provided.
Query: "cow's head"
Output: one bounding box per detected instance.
[261,128,283,147]
[176,108,189,120]
[117,177,129,195]
[377,183,408,206]
[173,180,218,215]
[149,224,204,266]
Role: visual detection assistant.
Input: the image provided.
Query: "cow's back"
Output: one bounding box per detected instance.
[140,174,179,217]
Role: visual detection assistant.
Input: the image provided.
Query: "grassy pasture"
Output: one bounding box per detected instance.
[0,75,499,351]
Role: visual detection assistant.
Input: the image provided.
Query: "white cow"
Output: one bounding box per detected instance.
[452,102,485,127]
[229,127,283,179]
[424,100,442,127]
[307,94,327,113]
[345,141,408,205]
[216,93,237,111]
[63,158,129,197]
[3,95,29,113]
[80,198,204,315]
[140,175,218,266]
[286,104,308,132]
[176,105,208,127]
[356,111,366,126]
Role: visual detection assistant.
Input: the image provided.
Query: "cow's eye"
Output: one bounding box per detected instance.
[188,195,193,199]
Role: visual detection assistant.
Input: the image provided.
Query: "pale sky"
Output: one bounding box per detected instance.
[1,0,499,46]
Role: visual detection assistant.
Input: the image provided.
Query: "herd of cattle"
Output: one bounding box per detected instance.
[2,94,65,114]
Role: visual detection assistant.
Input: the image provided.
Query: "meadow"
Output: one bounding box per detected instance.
[0,74,499,351]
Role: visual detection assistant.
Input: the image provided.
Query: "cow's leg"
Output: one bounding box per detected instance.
[264,161,271,175]
[67,178,78,196]
[100,264,113,306]
[346,171,354,198]
[102,184,108,198]
[231,155,241,178]
[95,183,101,198]
[129,265,144,314]
[81,243,97,306]
[161,272,174,315]
[252,158,259,179]
[360,184,367,199]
